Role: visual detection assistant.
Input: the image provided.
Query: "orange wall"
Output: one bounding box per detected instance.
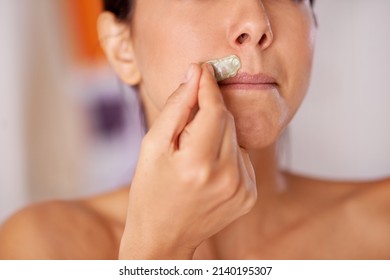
[65,0,105,64]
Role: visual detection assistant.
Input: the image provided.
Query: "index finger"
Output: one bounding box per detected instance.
[179,64,229,160]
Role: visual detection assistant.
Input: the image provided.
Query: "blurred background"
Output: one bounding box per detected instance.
[0,0,145,222]
[1,0,389,223]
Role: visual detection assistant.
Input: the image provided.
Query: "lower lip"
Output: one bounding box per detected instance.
[218,83,278,90]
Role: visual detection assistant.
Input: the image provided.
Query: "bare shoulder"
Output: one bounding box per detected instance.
[344,178,390,256]
[0,197,122,260]
[350,178,390,216]
[275,175,390,259]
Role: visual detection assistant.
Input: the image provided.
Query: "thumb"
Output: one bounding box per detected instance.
[147,64,201,149]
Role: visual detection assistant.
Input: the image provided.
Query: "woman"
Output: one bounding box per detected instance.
[1,0,390,259]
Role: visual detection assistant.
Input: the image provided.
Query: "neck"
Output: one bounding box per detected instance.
[249,143,286,197]
[196,143,376,259]
[194,144,290,259]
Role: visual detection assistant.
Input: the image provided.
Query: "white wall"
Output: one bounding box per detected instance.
[281,0,390,180]
[0,0,28,222]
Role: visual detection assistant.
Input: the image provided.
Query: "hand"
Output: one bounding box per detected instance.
[119,63,257,259]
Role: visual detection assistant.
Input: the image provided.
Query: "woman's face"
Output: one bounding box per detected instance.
[129,0,316,149]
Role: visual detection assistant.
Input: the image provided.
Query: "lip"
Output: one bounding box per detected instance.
[218,72,278,90]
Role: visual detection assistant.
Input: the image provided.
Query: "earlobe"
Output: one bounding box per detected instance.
[97,12,141,86]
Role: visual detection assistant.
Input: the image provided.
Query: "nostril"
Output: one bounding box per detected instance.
[258,34,268,47]
[237,33,250,44]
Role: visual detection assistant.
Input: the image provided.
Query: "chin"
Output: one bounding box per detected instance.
[233,111,289,150]
[236,126,281,150]
[222,88,292,150]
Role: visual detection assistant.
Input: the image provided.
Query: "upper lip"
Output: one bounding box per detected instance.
[218,72,278,85]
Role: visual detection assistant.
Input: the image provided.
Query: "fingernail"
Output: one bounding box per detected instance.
[205,63,215,78]
[184,64,195,83]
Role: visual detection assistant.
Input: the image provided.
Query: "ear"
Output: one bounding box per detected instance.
[97,12,141,86]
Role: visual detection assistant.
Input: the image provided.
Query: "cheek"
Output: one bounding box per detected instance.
[278,22,315,118]
[132,16,223,111]
[132,2,230,111]
[133,35,182,109]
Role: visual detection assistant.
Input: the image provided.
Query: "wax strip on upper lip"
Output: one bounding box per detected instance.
[206,55,241,82]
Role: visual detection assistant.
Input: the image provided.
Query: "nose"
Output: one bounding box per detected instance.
[227,0,273,50]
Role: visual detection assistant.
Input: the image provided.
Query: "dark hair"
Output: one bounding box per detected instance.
[103,0,315,21]
[103,0,133,21]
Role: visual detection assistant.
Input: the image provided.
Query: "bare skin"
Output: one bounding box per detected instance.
[1,0,390,259]
[1,152,389,259]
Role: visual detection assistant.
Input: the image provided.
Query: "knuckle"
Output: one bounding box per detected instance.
[195,165,213,185]
[180,162,213,186]
[218,170,241,201]
[225,169,241,189]
[141,132,167,157]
